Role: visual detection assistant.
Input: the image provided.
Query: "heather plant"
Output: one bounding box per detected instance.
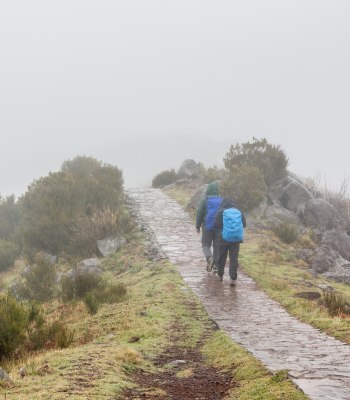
[17,156,125,256]
[272,222,299,244]
[22,253,57,301]
[0,239,20,272]
[221,166,267,211]
[224,137,288,186]
[152,169,177,188]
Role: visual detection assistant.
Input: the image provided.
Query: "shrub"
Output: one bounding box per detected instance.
[0,295,28,359]
[0,195,21,240]
[152,169,177,188]
[221,166,267,211]
[83,293,99,315]
[0,239,19,272]
[61,270,103,302]
[70,207,133,256]
[199,164,226,184]
[28,320,74,350]
[17,156,124,256]
[22,253,57,301]
[272,222,298,244]
[323,292,350,317]
[224,137,288,186]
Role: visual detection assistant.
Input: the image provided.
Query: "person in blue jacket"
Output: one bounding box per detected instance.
[195,182,223,272]
[214,198,246,286]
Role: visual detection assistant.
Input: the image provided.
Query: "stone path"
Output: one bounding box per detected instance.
[128,188,350,400]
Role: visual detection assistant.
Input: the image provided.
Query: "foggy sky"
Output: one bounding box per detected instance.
[1,0,350,197]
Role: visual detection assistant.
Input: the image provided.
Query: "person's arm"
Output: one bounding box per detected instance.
[196,199,206,230]
[241,211,247,228]
[214,209,224,229]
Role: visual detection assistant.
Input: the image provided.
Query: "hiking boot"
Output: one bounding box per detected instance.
[218,275,223,282]
[206,257,213,272]
[212,264,218,274]
[229,278,237,286]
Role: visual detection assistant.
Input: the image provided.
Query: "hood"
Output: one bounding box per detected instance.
[220,198,235,209]
[206,181,219,196]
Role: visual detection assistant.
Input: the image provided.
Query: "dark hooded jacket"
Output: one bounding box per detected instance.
[214,198,246,242]
[195,182,221,230]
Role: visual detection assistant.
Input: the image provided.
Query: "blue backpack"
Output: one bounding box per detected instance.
[205,196,223,230]
[222,208,244,242]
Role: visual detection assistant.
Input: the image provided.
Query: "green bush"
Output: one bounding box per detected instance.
[83,293,99,315]
[17,156,125,256]
[0,239,19,272]
[22,253,57,301]
[61,271,102,301]
[272,222,299,244]
[0,295,28,359]
[323,292,350,317]
[28,319,74,350]
[221,166,267,211]
[224,137,288,186]
[0,195,21,240]
[199,164,226,184]
[152,169,177,188]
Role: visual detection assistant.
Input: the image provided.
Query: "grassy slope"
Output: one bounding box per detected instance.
[0,236,307,400]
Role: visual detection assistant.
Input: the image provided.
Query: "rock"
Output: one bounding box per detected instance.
[21,265,31,277]
[304,198,340,231]
[177,159,201,180]
[295,249,315,264]
[321,230,350,261]
[97,234,126,257]
[67,258,102,278]
[0,367,10,381]
[169,359,187,366]
[19,367,26,379]
[186,184,208,211]
[317,283,335,292]
[263,204,303,231]
[273,175,313,212]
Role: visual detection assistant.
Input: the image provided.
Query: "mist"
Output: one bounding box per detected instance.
[1,0,350,196]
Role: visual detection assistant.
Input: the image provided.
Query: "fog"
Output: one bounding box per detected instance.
[1,0,350,196]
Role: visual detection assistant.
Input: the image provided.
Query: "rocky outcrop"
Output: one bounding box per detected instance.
[0,368,10,382]
[304,198,340,232]
[177,159,201,180]
[311,230,350,283]
[97,234,126,257]
[263,204,303,231]
[272,174,313,213]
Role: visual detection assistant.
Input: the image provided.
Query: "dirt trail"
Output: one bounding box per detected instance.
[128,188,350,400]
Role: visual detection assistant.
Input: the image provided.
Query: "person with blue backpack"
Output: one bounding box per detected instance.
[195,182,223,272]
[214,198,246,286]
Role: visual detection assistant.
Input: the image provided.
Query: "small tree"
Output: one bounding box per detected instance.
[221,166,267,211]
[0,239,19,272]
[224,137,288,186]
[0,195,21,240]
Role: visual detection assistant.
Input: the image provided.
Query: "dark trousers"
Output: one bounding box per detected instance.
[201,228,218,263]
[217,242,240,280]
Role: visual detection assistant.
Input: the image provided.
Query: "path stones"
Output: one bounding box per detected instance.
[128,188,350,400]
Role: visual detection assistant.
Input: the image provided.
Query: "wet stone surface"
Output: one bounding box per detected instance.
[128,188,350,400]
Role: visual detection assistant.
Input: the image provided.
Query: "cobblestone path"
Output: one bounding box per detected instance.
[128,188,350,400]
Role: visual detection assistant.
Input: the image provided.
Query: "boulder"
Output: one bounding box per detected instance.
[263,204,303,231]
[186,184,208,212]
[0,368,10,382]
[67,258,102,279]
[97,234,126,257]
[321,230,350,261]
[273,175,313,212]
[177,159,201,180]
[304,198,340,231]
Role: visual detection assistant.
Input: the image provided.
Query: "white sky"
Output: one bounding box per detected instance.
[0,0,349,196]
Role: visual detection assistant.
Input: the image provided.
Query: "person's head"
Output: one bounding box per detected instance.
[206,181,219,196]
[221,197,235,209]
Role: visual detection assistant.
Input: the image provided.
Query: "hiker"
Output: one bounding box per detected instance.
[195,181,223,272]
[214,198,246,286]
